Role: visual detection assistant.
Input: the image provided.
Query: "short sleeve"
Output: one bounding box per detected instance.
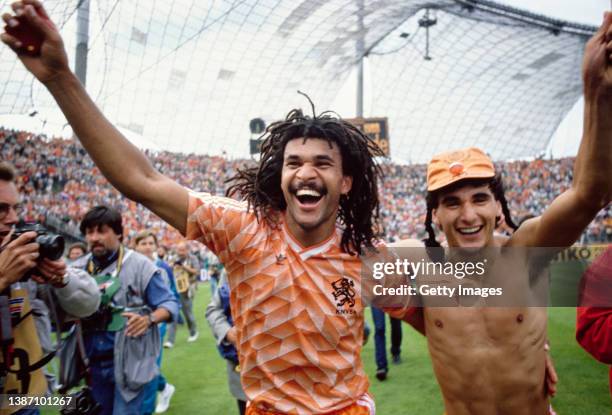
[185,190,261,263]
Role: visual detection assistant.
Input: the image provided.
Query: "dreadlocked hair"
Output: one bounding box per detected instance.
[226,93,386,256]
[423,173,518,248]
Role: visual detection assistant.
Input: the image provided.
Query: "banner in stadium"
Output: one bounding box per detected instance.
[552,244,610,263]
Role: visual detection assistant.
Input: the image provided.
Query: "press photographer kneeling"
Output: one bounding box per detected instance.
[0,162,101,415]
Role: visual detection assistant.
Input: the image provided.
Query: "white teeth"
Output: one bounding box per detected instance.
[458,226,481,234]
[296,189,321,197]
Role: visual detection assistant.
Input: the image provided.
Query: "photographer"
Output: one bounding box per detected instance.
[0,161,100,415]
[71,206,178,415]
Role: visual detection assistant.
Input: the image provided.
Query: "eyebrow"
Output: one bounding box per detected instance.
[284,154,335,163]
[314,155,334,163]
[440,195,460,205]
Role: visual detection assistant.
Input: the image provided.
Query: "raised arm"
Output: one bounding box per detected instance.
[1,0,188,233]
[511,12,612,248]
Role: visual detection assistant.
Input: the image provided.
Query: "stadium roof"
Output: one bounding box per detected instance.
[0,0,597,163]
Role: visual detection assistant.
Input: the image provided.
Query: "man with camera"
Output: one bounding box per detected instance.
[70,205,178,415]
[0,161,101,415]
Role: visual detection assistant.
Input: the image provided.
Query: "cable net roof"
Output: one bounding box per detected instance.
[0,0,596,162]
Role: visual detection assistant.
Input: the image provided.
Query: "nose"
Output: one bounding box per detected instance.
[87,230,100,242]
[295,163,317,182]
[458,202,478,224]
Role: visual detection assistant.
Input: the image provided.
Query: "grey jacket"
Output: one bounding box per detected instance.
[28,267,101,355]
[205,278,247,402]
[73,248,178,402]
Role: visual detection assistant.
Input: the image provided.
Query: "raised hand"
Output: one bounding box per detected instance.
[1,0,70,84]
[583,11,612,98]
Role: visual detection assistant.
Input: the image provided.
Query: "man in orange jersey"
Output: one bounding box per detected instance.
[2,3,384,412]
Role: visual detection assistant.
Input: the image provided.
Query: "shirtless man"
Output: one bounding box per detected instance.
[388,13,612,412]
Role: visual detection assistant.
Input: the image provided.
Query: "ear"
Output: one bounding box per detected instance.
[494,200,503,227]
[341,175,353,195]
[432,208,440,228]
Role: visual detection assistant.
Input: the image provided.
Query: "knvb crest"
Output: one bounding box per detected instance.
[331,278,356,309]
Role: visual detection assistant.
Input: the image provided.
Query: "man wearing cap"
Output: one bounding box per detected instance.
[387,13,612,413]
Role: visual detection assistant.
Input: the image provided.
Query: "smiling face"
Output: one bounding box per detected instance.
[432,183,502,249]
[280,138,352,246]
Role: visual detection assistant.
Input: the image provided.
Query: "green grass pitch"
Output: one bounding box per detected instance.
[43,262,610,414]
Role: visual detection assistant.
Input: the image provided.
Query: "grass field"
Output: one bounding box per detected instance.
[156,284,610,415]
[41,274,610,415]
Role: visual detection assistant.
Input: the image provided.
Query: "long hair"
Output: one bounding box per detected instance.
[226,95,385,255]
[423,174,518,248]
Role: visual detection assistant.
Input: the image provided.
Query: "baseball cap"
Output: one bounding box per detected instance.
[427,147,495,191]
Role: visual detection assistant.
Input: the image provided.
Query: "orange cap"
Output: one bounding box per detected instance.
[427,147,495,191]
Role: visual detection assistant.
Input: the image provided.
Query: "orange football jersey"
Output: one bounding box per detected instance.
[186,191,369,414]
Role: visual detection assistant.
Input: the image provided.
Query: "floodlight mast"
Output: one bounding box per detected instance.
[356,0,365,118]
[75,0,90,87]
[72,0,90,142]
[418,8,437,61]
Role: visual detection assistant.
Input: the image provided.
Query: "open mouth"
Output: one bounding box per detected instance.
[295,188,324,206]
[457,225,483,235]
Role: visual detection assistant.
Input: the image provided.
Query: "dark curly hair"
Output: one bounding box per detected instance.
[423,174,518,248]
[226,95,385,255]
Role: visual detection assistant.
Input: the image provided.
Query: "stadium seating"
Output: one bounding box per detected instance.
[1,127,609,246]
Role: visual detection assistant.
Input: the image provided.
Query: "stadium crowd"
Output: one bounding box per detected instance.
[1,127,610,245]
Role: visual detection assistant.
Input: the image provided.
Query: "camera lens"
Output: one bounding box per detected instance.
[37,234,65,260]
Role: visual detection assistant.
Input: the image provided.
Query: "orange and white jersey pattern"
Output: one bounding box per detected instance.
[186,191,369,415]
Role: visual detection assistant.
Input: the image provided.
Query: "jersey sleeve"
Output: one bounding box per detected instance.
[185,190,260,263]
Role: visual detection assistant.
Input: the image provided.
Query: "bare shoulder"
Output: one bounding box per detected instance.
[505,217,539,247]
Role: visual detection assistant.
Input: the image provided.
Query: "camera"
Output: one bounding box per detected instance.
[60,387,102,415]
[10,222,65,261]
[8,222,65,281]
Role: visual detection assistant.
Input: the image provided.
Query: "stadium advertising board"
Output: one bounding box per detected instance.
[345,117,390,156]
[249,117,390,157]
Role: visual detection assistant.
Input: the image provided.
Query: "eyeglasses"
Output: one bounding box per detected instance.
[0,203,24,220]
